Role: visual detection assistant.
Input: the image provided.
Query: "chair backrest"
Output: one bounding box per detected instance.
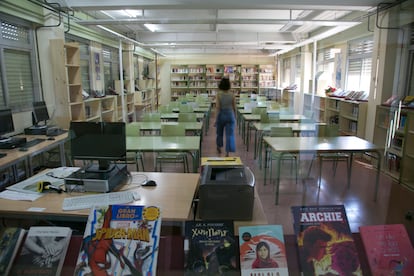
[261,113,280,123]
[252,107,267,115]
[179,104,194,113]
[142,112,161,122]
[270,127,294,137]
[126,123,140,137]
[256,95,267,102]
[318,124,340,137]
[168,101,180,108]
[161,124,185,136]
[178,112,197,122]
[159,105,173,114]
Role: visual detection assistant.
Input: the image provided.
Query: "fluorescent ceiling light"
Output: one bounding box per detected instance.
[144,24,158,32]
[122,9,142,18]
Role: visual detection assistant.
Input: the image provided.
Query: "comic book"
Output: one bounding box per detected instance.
[291,205,362,276]
[184,220,238,275]
[74,205,162,276]
[238,224,289,276]
[359,224,414,275]
[10,226,72,276]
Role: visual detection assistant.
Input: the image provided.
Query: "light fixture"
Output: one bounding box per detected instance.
[144,24,157,32]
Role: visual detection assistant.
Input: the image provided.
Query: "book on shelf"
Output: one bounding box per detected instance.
[10,226,72,276]
[184,220,237,275]
[359,224,414,275]
[74,205,161,276]
[291,205,362,276]
[238,224,289,276]
[0,227,26,276]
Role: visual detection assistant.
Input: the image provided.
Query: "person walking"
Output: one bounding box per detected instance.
[215,77,236,157]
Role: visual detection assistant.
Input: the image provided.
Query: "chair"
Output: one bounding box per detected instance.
[178,112,197,122]
[264,127,298,185]
[142,112,161,122]
[158,106,173,114]
[307,124,351,187]
[124,123,145,171]
[179,104,193,113]
[155,124,189,173]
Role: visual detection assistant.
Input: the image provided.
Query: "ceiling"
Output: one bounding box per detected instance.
[54,0,399,57]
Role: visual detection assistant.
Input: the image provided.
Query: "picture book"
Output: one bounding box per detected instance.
[238,224,289,276]
[359,224,414,275]
[291,205,362,276]
[184,220,238,275]
[0,227,26,276]
[74,205,162,276]
[10,226,72,276]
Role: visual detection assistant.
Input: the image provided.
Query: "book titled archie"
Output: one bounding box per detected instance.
[184,220,238,276]
[74,205,162,276]
[291,205,362,276]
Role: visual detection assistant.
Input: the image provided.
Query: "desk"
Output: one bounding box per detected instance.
[134,121,203,136]
[0,132,68,181]
[241,113,307,144]
[126,136,201,172]
[252,122,320,159]
[0,172,200,222]
[263,136,382,204]
[160,113,205,121]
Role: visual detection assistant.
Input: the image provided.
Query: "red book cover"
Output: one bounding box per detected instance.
[359,224,414,275]
[291,205,362,276]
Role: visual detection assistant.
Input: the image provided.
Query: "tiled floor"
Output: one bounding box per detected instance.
[142,109,396,235]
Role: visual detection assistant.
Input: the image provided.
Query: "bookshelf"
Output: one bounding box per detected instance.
[170,64,275,101]
[338,100,367,137]
[374,105,414,191]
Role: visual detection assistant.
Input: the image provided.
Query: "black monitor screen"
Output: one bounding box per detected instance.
[0,109,14,139]
[69,121,126,172]
[33,101,50,126]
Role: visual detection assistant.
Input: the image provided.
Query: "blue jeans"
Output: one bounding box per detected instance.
[216,109,236,153]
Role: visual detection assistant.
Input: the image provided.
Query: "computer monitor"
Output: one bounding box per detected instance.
[0,108,15,142]
[69,121,126,173]
[32,101,50,128]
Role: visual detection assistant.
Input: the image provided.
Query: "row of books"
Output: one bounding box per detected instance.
[1,204,414,275]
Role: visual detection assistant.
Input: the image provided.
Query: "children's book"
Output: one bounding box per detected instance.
[0,227,26,276]
[10,226,72,276]
[74,205,162,276]
[291,205,362,276]
[184,220,238,275]
[238,224,289,276]
[359,224,414,276]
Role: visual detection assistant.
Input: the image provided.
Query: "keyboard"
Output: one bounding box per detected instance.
[22,138,46,148]
[62,190,140,211]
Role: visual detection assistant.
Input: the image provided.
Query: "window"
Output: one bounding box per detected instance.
[294,54,301,90]
[346,37,373,93]
[282,58,291,87]
[316,48,337,88]
[102,46,119,91]
[0,15,38,110]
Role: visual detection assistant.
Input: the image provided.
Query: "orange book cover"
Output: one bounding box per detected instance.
[359,224,414,276]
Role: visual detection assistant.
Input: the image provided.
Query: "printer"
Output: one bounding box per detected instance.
[198,165,255,220]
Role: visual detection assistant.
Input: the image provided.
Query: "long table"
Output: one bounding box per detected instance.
[262,136,382,204]
[0,132,68,182]
[132,121,203,136]
[126,136,201,172]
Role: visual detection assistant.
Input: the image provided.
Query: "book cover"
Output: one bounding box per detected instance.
[74,205,162,276]
[291,205,362,276]
[184,220,238,275]
[238,224,289,276]
[10,226,72,276]
[0,227,26,275]
[359,224,414,275]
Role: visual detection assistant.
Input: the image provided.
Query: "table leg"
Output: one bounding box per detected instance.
[347,153,354,189]
[373,151,381,202]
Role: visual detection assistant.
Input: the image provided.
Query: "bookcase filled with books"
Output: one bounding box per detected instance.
[338,100,367,137]
[373,105,414,191]
[303,94,327,123]
[241,65,259,94]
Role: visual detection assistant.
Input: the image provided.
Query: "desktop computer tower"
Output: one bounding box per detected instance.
[64,164,128,193]
[198,165,255,220]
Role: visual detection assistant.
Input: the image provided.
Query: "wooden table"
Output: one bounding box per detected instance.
[263,136,382,204]
[126,136,201,172]
[0,132,68,181]
[0,172,200,222]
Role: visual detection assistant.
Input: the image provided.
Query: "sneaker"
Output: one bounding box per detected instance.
[217,147,222,154]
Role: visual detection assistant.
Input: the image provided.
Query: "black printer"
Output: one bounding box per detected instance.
[198,165,255,220]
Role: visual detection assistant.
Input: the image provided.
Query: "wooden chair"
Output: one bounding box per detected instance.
[155,124,189,173]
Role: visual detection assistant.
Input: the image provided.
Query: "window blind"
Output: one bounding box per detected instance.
[346,36,373,92]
